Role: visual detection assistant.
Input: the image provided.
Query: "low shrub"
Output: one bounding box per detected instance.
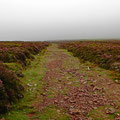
[59,41,120,72]
[0,62,24,113]
[0,41,49,113]
[0,42,49,66]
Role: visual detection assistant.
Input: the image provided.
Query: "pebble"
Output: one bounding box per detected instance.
[106,107,116,114]
[115,80,119,83]
[69,100,76,103]
[27,83,32,87]
[88,67,90,70]
[41,93,46,96]
[64,96,69,100]
[88,117,93,120]
[54,100,58,103]
[68,82,72,85]
[69,108,81,115]
[57,110,60,113]
[83,81,87,84]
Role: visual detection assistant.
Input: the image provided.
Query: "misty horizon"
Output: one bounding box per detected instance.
[0,0,120,41]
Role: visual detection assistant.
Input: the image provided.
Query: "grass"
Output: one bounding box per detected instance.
[31,105,69,120]
[4,62,23,74]
[87,106,118,120]
[81,61,120,83]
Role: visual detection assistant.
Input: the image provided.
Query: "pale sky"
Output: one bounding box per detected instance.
[0,0,120,41]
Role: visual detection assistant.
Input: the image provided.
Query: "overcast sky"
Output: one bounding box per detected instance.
[0,0,120,41]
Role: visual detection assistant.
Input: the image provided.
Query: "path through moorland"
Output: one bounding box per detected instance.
[2,44,120,120]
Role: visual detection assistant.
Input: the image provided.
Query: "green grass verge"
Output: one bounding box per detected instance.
[87,106,118,120]
[31,105,69,120]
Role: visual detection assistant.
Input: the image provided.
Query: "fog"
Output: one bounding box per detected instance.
[0,0,120,41]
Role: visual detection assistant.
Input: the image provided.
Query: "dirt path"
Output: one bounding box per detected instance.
[27,44,120,120]
[2,44,120,120]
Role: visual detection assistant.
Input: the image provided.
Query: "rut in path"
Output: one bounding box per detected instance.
[29,44,120,120]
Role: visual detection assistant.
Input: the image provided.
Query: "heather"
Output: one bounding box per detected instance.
[0,41,49,113]
[1,43,120,120]
[59,41,120,73]
[0,42,49,66]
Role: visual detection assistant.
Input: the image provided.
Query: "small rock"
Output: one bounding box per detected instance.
[115,80,119,83]
[93,107,97,109]
[88,117,93,120]
[93,93,97,97]
[106,107,116,114]
[69,108,81,115]
[64,96,69,100]
[54,100,58,104]
[107,83,112,85]
[27,83,32,87]
[116,113,120,117]
[93,80,97,83]
[88,67,90,70]
[93,87,100,91]
[83,81,87,84]
[88,101,93,104]
[70,106,74,109]
[68,82,72,85]
[40,93,46,96]
[60,100,64,103]
[69,100,76,103]
[67,77,70,79]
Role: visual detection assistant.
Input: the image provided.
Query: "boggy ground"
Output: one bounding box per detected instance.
[1,44,120,120]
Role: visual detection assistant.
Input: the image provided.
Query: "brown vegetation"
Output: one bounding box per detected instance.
[0,41,49,113]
